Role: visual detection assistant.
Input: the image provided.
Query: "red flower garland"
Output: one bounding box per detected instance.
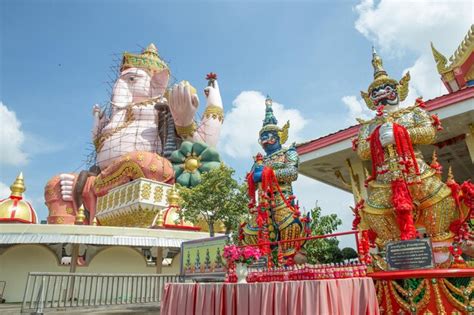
[369,123,418,240]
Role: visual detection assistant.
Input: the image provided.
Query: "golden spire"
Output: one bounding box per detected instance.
[371,46,387,79]
[155,210,164,227]
[144,43,158,54]
[167,185,180,207]
[75,205,86,225]
[430,150,442,179]
[10,172,26,198]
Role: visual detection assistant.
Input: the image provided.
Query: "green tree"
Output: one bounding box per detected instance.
[303,204,343,264]
[178,164,249,237]
[341,247,358,262]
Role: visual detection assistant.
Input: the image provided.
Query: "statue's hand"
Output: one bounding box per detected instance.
[379,123,395,147]
[168,81,199,127]
[204,80,223,108]
[59,174,75,202]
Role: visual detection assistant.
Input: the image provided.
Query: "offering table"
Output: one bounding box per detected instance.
[161,278,379,315]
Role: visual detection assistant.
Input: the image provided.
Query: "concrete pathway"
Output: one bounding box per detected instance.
[0,303,160,314]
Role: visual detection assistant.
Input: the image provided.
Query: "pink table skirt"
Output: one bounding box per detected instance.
[161,278,380,315]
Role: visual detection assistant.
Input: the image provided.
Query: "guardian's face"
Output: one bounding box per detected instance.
[370,83,399,107]
[259,131,281,154]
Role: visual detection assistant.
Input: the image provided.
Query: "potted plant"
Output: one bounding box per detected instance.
[223,244,261,283]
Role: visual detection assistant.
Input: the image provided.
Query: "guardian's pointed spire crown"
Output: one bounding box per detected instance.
[259,96,290,144]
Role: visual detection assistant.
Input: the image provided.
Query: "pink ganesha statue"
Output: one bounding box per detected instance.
[45,44,224,225]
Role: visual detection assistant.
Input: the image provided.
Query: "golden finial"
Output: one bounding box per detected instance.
[144,43,158,54]
[167,185,180,207]
[156,210,164,227]
[371,46,387,79]
[75,205,86,225]
[92,217,98,226]
[10,172,26,198]
[430,150,442,179]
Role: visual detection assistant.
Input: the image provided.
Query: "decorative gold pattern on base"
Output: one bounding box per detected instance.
[96,178,172,227]
[98,206,159,227]
[94,161,145,191]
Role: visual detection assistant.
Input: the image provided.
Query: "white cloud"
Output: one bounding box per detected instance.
[341,95,373,124]
[0,102,28,165]
[293,175,356,249]
[219,91,308,158]
[354,0,472,102]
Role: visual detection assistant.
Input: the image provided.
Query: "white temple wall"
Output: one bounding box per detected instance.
[0,245,181,303]
[0,244,69,303]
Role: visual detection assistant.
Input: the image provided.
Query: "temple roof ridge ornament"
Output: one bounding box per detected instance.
[431,24,474,92]
[431,25,474,72]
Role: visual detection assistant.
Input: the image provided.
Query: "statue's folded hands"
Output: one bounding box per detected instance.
[168,81,200,128]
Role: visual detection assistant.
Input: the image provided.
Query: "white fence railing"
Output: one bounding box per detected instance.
[21,272,180,313]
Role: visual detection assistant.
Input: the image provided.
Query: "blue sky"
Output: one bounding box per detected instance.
[1,0,472,246]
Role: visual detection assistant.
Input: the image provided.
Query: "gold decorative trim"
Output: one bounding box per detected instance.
[383,281,394,315]
[389,279,430,313]
[121,43,169,74]
[439,279,470,312]
[94,161,145,190]
[94,107,134,151]
[418,185,452,210]
[362,204,394,215]
[450,24,474,68]
[368,168,436,188]
[357,103,421,125]
[432,280,447,315]
[175,122,197,138]
[203,105,224,122]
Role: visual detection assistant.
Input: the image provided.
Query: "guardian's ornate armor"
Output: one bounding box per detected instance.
[241,97,309,262]
[354,50,472,265]
[357,105,459,246]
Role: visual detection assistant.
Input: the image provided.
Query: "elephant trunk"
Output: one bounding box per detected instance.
[110,78,132,109]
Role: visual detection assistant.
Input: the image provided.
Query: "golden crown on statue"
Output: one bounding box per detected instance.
[121,43,169,74]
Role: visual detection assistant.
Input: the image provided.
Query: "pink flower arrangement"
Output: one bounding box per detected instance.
[223,244,261,265]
